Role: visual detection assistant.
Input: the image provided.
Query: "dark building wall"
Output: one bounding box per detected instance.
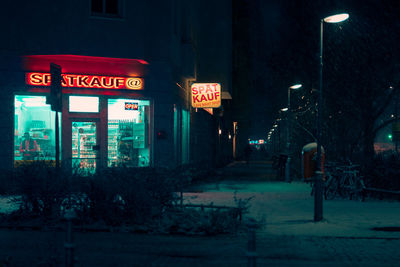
[0,0,232,170]
[0,1,174,60]
[189,0,233,167]
[0,0,180,170]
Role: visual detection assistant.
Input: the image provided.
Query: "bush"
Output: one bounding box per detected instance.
[160,208,242,235]
[5,164,247,235]
[0,169,13,195]
[11,161,70,218]
[75,167,176,226]
[7,164,179,225]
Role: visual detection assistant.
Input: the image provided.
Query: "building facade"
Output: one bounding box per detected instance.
[0,0,232,172]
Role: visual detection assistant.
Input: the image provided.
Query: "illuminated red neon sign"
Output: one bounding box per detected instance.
[26,72,144,90]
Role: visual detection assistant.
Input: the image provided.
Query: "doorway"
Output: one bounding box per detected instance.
[71,120,99,174]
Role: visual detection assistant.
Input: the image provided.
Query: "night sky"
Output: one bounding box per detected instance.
[243,0,400,140]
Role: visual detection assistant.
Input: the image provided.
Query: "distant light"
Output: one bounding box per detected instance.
[324,13,349,23]
[290,84,302,89]
[219,128,222,135]
[273,124,278,128]
[228,133,232,139]
[388,134,393,140]
[281,108,288,112]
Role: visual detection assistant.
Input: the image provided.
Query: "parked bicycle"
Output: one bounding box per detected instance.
[324,162,365,200]
[310,161,365,201]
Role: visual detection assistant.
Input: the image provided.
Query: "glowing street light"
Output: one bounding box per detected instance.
[289,84,302,89]
[314,12,349,222]
[324,13,349,23]
[285,83,302,183]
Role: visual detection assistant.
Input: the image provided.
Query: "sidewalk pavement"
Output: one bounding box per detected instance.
[184,181,400,239]
[0,160,399,266]
[185,161,400,239]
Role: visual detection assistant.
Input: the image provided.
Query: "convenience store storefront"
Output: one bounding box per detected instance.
[15,55,152,172]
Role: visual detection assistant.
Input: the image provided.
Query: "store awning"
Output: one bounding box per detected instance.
[22,55,148,77]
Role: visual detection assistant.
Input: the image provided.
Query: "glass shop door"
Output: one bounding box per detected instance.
[71,121,99,174]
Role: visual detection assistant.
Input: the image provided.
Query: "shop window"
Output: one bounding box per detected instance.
[91,0,123,18]
[14,95,61,165]
[69,96,99,113]
[107,99,150,167]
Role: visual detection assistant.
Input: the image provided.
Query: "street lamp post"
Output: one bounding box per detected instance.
[285,84,302,183]
[315,13,349,222]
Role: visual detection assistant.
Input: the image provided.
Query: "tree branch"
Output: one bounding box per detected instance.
[372,87,399,122]
[372,118,398,137]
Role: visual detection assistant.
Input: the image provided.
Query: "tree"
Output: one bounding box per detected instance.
[322,0,400,164]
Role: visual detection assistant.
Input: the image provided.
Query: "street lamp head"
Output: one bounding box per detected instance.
[281,108,289,112]
[290,84,302,89]
[323,13,349,23]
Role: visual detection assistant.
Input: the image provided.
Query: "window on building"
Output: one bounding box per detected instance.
[107,99,150,167]
[91,0,123,18]
[14,95,61,165]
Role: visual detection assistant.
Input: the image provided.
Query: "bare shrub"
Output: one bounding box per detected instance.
[12,161,69,218]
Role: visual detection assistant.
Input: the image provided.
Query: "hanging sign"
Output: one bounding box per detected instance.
[191,83,221,108]
[26,72,144,90]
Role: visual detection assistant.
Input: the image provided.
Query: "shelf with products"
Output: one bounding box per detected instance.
[106,119,149,167]
[107,120,120,163]
[72,127,97,159]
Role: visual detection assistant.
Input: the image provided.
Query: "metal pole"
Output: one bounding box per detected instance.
[55,111,60,170]
[396,93,399,153]
[65,210,76,267]
[314,19,324,222]
[246,219,257,267]
[285,88,291,182]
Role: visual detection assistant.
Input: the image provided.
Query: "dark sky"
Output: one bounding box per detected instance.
[245,0,400,139]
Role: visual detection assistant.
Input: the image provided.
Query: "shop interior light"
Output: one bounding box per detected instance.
[69,96,99,113]
[20,96,48,107]
[107,98,149,121]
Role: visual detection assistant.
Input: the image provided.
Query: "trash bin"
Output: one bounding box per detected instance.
[302,142,325,181]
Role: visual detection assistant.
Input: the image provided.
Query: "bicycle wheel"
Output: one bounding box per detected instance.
[324,176,338,200]
[338,175,350,199]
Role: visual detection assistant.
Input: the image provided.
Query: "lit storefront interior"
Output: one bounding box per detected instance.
[15,95,151,171]
[14,95,60,164]
[107,98,150,167]
[17,55,151,172]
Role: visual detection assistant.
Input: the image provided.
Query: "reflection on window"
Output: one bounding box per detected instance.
[108,99,150,167]
[14,95,61,165]
[69,96,99,113]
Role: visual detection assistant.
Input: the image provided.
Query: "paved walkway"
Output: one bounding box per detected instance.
[186,161,400,238]
[1,160,399,266]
